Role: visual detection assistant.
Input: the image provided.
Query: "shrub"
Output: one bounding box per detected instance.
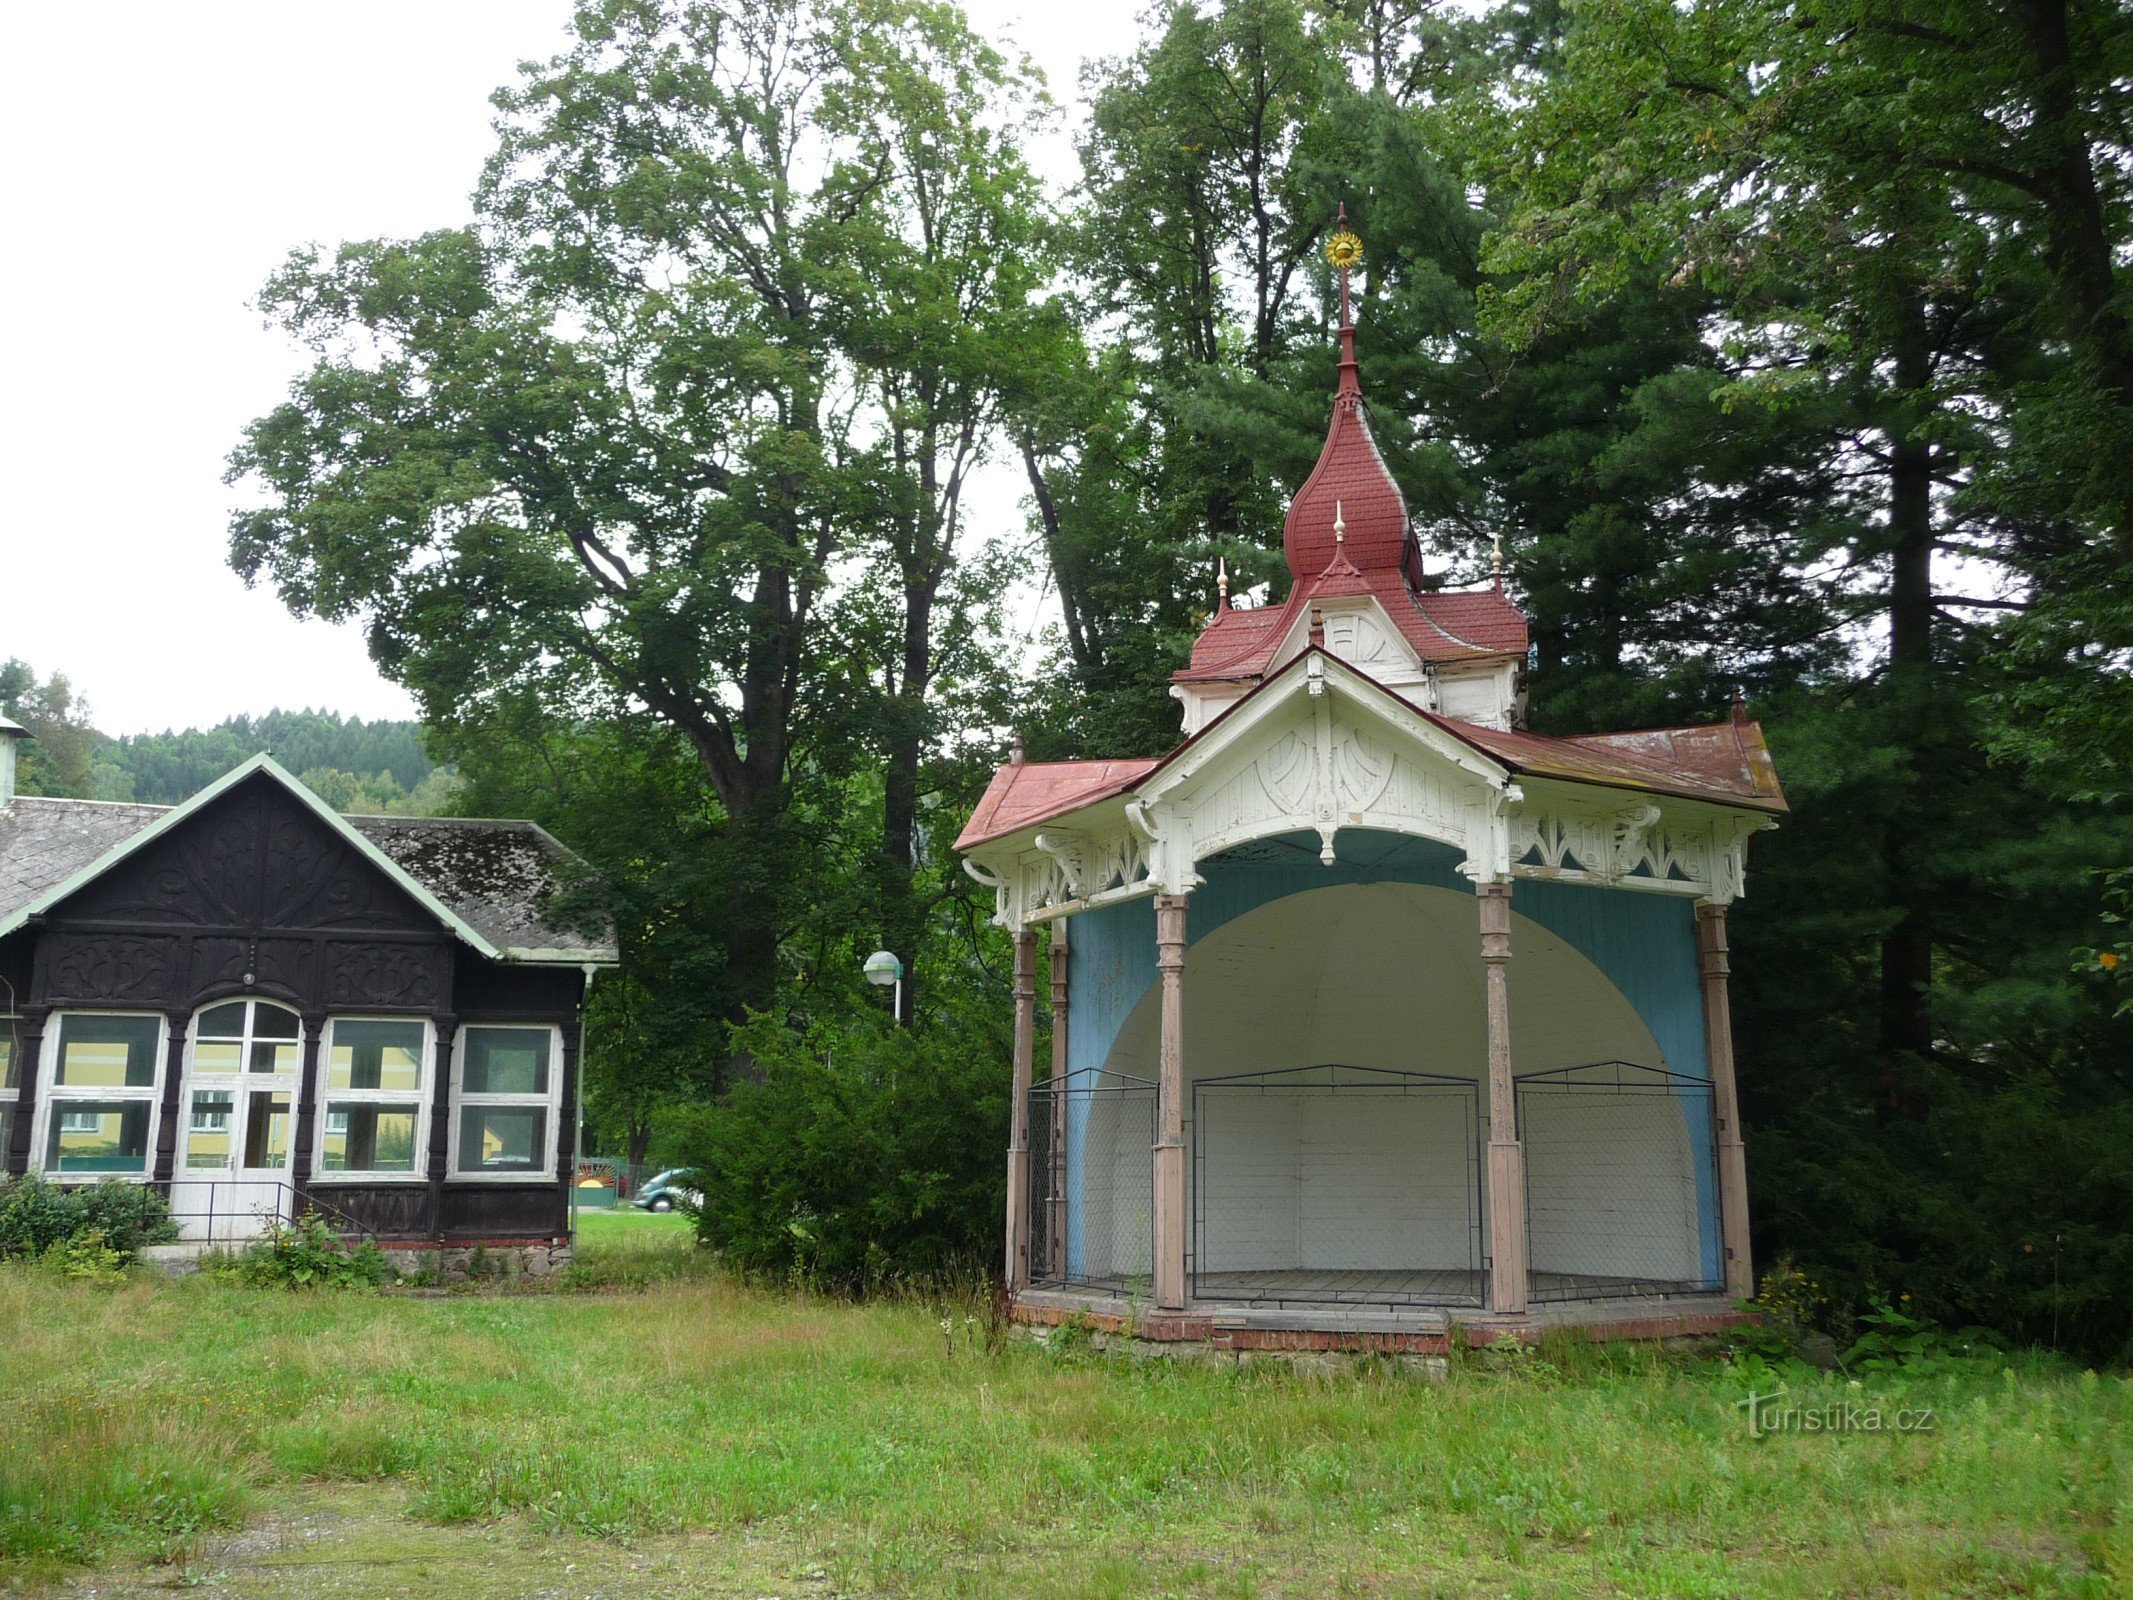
[0,1172,85,1257]
[228,1216,389,1290]
[41,1228,125,1282]
[0,1174,175,1262]
[675,999,1010,1292]
[73,1180,180,1256]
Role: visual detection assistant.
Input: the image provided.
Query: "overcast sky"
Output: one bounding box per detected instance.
[1,0,1143,737]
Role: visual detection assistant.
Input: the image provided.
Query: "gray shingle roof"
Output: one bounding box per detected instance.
[0,798,172,920]
[0,791,616,965]
[347,814,616,962]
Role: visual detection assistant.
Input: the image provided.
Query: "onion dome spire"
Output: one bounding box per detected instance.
[1281,205,1422,590]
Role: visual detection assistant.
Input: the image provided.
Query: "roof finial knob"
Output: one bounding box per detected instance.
[1216,555,1230,612]
[1490,529,1505,585]
[1731,686,1749,726]
[1334,499,1345,545]
[1009,733,1026,766]
[1308,606,1326,648]
[1326,203,1363,398]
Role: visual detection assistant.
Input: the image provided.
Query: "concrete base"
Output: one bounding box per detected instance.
[1013,1284,1752,1355]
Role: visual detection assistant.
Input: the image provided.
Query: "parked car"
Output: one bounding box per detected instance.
[631,1168,701,1213]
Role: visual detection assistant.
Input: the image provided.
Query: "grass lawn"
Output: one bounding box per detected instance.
[0,1212,2123,1599]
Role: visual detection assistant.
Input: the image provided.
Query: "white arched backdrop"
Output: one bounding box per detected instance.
[1077,882,1710,1294]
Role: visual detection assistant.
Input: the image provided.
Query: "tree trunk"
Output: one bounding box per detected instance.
[1878,291,1938,1074]
[882,575,933,1028]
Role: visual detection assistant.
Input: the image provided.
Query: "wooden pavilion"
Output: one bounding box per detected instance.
[956,221,1784,1350]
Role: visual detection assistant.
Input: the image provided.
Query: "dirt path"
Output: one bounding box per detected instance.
[39,1487,849,1600]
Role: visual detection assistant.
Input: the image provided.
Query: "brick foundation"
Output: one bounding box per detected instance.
[1011,1295,1754,1356]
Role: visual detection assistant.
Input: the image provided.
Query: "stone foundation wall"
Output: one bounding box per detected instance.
[380,1241,573,1284]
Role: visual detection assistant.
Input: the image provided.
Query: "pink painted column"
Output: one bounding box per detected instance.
[1479,881,1529,1314]
[1153,894,1190,1311]
[1046,924,1070,1280]
[1005,927,1038,1292]
[1696,903,1754,1300]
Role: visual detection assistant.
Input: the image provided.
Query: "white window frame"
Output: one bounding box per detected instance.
[176,998,306,1178]
[449,1023,564,1182]
[35,1011,168,1183]
[313,1015,433,1183]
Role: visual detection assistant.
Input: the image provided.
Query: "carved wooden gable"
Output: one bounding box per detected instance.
[53,774,438,936]
[37,775,457,1012]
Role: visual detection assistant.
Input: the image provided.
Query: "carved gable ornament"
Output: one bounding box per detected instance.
[963,652,1775,930]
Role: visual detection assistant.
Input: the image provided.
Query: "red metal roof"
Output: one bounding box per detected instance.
[952,757,1161,853]
[1174,571,1530,684]
[958,651,1786,852]
[1283,287,1423,589]
[1451,715,1787,813]
[1178,297,1528,687]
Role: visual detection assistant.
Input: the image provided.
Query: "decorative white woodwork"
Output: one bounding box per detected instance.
[966,654,1777,932]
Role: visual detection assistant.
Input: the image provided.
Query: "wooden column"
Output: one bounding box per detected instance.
[151,1010,189,1188]
[6,1009,48,1176]
[1479,882,1528,1314]
[426,1016,458,1243]
[292,1012,327,1215]
[1046,924,1070,1280]
[1004,928,1038,1291]
[1696,903,1754,1300]
[1153,894,1190,1311]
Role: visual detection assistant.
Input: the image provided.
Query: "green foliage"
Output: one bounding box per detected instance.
[0,1174,176,1262]
[39,1230,125,1283]
[224,1216,389,1290]
[70,1179,183,1257]
[108,710,437,805]
[0,659,103,799]
[677,1002,1010,1290]
[1841,1299,2003,1375]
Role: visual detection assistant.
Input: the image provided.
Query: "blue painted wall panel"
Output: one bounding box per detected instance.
[1058,829,1720,1281]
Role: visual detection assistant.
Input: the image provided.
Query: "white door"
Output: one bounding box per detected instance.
[170,1000,302,1243]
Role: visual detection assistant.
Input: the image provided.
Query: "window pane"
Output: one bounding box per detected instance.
[0,1033,13,1090]
[186,1089,234,1170]
[56,1016,160,1088]
[45,1100,151,1173]
[252,1005,300,1040]
[462,1029,550,1096]
[327,1020,424,1093]
[249,1039,300,1075]
[197,1002,249,1039]
[242,1092,291,1170]
[458,1107,547,1174]
[193,1040,243,1074]
[319,1105,420,1173]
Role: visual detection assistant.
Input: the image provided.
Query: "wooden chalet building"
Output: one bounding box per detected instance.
[0,739,616,1271]
[957,222,1786,1351]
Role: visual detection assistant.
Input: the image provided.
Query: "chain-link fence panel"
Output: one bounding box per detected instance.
[1028,1067,1155,1295]
[1192,1064,1484,1310]
[1515,1060,1722,1303]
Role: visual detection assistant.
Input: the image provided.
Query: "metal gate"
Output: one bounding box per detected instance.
[1191,1064,1484,1309]
[1027,1066,1155,1295]
[1515,1060,1722,1303]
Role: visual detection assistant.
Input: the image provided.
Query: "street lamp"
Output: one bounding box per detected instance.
[863,949,904,1023]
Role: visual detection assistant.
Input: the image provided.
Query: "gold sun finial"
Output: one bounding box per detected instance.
[1326,225,1363,271]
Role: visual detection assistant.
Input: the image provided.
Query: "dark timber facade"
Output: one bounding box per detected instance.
[0,746,617,1252]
